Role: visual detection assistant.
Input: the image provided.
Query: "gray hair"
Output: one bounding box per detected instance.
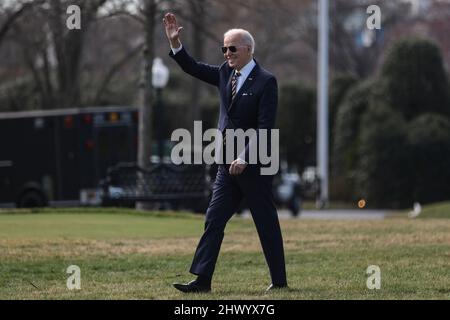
[224,29,255,54]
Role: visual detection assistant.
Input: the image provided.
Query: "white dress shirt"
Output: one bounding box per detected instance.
[171,44,183,55]
[233,59,256,93]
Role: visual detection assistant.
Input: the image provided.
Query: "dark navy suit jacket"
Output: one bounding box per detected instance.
[169,46,278,165]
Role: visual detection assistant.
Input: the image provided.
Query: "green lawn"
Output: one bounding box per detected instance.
[416,201,450,219]
[0,206,449,300]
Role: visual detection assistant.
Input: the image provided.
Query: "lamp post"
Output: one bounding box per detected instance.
[317,0,329,208]
[152,57,169,163]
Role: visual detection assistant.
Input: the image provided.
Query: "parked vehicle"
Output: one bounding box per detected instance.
[0,106,138,207]
[273,170,302,216]
[300,166,320,200]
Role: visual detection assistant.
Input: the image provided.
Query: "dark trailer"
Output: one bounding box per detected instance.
[0,106,138,207]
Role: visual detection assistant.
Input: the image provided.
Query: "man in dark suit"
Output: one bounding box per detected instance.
[163,13,287,293]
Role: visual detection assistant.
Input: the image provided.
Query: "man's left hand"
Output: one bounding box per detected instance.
[229,159,247,175]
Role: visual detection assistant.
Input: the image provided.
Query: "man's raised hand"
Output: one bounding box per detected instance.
[163,13,183,48]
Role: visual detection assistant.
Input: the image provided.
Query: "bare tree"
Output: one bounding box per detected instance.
[299,0,409,79]
[188,0,206,126]
[47,0,108,108]
[6,0,107,109]
[135,0,157,210]
[93,41,144,104]
[0,1,43,46]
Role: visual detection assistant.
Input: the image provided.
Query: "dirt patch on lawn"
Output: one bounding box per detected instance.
[1,219,449,260]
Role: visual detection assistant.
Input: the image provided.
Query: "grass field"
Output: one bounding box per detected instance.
[0,205,449,300]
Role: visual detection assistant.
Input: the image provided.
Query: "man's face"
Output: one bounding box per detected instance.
[223,33,252,71]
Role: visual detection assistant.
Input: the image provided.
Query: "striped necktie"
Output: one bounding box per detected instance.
[231,71,241,102]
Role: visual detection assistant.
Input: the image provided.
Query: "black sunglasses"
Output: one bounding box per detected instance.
[221,45,246,54]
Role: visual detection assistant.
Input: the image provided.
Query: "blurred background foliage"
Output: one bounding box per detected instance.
[334,38,450,208]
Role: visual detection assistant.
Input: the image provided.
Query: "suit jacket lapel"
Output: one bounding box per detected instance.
[228,63,260,112]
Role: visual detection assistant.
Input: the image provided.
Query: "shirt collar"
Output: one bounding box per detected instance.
[235,59,256,80]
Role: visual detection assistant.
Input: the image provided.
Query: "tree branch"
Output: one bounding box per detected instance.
[0,0,44,45]
[93,42,144,104]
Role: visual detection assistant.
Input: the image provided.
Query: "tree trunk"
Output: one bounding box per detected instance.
[136,0,156,211]
[48,0,106,108]
[189,0,206,131]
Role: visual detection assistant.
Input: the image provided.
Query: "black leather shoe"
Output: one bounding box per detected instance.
[266,283,288,292]
[173,280,211,293]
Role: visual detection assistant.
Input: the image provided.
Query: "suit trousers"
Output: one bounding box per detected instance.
[189,164,287,285]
